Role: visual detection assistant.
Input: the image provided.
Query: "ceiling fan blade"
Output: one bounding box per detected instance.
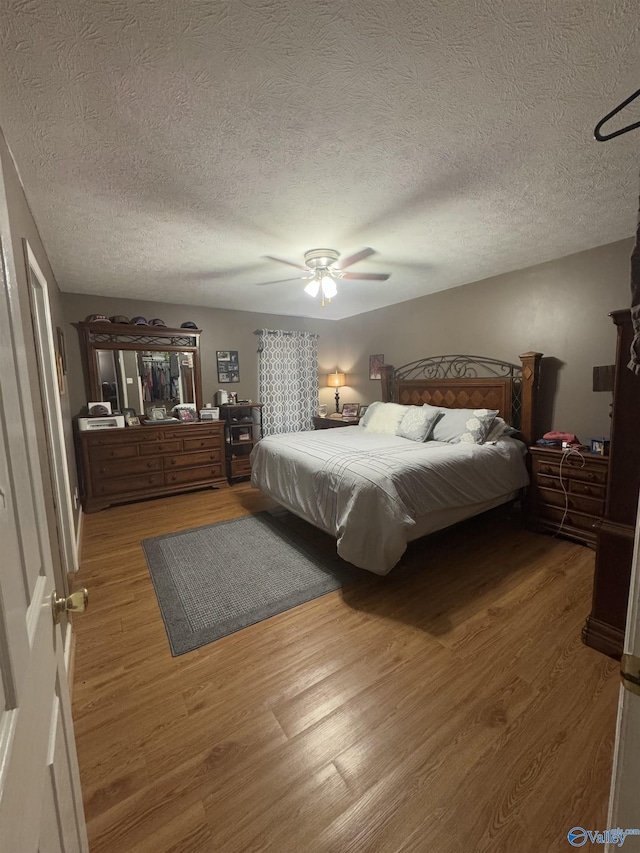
[255,276,307,286]
[263,255,309,271]
[335,247,376,270]
[341,272,390,281]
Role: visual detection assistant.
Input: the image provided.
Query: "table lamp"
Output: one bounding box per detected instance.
[327,371,346,413]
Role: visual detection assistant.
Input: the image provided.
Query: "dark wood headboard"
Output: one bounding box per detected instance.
[380,352,543,447]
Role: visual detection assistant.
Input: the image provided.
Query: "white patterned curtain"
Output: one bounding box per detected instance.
[257,330,319,434]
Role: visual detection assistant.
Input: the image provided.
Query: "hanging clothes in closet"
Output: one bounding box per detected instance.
[140,354,173,403]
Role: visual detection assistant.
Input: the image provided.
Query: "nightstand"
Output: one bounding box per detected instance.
[220,403,264,482]
[312,416,360,429]
[528,446,609,548]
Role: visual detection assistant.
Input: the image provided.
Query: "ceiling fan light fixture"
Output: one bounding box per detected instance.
[321,274,337,299]
[304,279,320,298]
[259,247,390,304]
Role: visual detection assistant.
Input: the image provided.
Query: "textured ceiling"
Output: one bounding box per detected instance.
[0,1,639,320]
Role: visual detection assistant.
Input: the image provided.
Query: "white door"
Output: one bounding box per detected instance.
[606,497,640,853]
[0,172,88,849]
[24,238,79,577]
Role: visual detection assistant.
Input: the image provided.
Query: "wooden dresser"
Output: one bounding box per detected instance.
[583,310,640,659]
[77,421,226,512]
[529,446,609,548]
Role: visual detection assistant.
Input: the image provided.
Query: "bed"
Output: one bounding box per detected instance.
[251,352,542,575]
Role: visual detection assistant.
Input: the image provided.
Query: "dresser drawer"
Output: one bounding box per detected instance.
[533,458,607,485]
[93,457,161,478]
[165,450,220,469]
[537,473,563,491]
[93,444,138,461]
[537,504,599,534]
[139,440,181,456]
[84,430,130,446]
[183,435,223,452]
[95,472,164,496]
[158,428,191,440]
[165,464,223,486]
[567,466,607,486]
[537,487,604,517]
[569,480,606,499]
[230,457,252,477]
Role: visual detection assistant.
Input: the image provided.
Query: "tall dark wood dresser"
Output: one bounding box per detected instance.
[583,309,640,658]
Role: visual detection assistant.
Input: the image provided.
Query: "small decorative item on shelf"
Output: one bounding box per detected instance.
[317,404,328,418]
[341,403,360,419]
[172,404,197,422]
[590,437,610,456]
[199,406,220,420]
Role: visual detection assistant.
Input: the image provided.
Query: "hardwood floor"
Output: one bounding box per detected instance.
[71,484,619,853]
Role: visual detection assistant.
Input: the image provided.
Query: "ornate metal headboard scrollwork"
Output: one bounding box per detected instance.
[380,352,543,447]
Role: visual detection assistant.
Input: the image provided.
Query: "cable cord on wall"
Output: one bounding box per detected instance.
[556,447,586,537]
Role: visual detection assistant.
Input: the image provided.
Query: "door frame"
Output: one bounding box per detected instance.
[23,239,78,576]
[606,496,640,844]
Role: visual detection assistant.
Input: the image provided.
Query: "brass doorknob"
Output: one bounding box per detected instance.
[51,588,89,624]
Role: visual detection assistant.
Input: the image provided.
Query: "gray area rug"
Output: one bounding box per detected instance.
[142,512,361,655]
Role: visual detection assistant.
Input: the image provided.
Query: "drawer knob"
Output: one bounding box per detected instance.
[171,474,176,481]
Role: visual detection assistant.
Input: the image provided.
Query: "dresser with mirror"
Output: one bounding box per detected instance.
[75,320,227,512]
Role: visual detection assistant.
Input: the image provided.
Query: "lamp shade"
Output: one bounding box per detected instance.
[327,371,346,388]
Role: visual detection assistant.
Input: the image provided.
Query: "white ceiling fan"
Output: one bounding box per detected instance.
[257,248,391,306]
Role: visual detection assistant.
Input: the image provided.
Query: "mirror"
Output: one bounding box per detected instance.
[96,350,196,415]
[77,321,203,414]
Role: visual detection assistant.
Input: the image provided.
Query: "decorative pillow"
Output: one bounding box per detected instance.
[360,402,407,435]
[485,417,519,443]
[358,401,382,428]
[396,406,442,442]
[432,408,499,444]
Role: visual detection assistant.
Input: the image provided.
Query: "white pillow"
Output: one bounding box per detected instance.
[432,407,498,444]
[485,417,519,443]
[396,406,442,442]
[360,402,407,435]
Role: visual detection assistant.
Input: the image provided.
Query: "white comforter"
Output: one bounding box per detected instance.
[250,427,529,575]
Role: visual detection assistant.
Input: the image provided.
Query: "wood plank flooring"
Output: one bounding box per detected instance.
[71,484,619,853]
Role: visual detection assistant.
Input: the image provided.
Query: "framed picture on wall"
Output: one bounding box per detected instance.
[56,327,67,374]
[217,350,240,383]
[369,354,384,380]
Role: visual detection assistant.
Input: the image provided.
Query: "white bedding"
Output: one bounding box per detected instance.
[250,427,529,575]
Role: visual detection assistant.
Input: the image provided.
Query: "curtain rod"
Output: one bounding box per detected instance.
[253,329,319,338]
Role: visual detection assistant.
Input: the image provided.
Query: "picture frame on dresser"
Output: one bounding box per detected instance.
[341,403,360,419]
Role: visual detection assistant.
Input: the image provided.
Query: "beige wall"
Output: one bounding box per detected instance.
[336,239,633,441]
[0,130,80,557]
[61,293,339,417]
